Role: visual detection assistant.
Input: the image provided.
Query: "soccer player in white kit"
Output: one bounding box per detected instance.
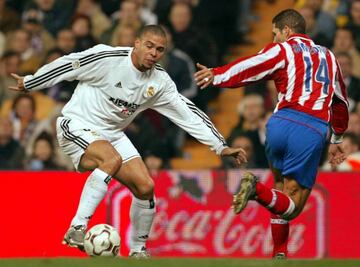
[9,25,247,258]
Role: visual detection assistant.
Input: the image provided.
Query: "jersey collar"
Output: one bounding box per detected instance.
[287,33,313,42]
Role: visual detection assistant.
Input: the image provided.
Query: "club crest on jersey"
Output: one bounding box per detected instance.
[72,60,81,69]
[146,86,155,97]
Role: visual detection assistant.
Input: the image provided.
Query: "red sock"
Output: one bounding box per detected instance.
[255,182,295,216]
[271,213,289,257]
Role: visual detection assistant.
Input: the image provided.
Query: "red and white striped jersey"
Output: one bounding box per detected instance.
[212,34,349,135]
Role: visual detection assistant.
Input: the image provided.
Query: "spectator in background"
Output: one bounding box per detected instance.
[0,51,21,105]
[168,2,219,112]
[6,29,42,74]
[222,134,256,169]
[133,0,158,25]
[193,0,246,57]
[109,0,157,25]
[144,150,164,177]
[299,6,332,47]
[56,29,76,55]
[168,2,218,67]
[153,0,172,25]
[161,27,197,101]
[110,24,137,47]
[347,0,360,51]
[21,8,56,58]
[305,0,336,42]
[8,94,38,148]
[228,94,268,168]
[76,0,111,41]
[100,0,122,16]
[26,105,74,170]
[347,112,360,137]
[26,131,64,170]
[0,0,21,33]
[335,52,360,111]
[101,0,143,44]
[244,80,278,111]
[25,0,75,37]
[0,117,25,170]
[70,14,97,52]
[332,27,360,78]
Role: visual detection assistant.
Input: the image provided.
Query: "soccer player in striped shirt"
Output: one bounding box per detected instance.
[194,9,349,259]
[9,25,247,258]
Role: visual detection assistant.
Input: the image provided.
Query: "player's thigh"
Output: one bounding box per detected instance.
[79,140,122,172]
[282,128,325,190]
[282,177,311,219]
[265,116,287,175]
[56,117,121,173]
[114,157,154,199]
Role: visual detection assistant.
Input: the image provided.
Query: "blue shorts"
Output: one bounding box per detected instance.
[265,108,328,189]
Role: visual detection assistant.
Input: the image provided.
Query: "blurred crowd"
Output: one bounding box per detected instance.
[223,0,360,172]
[0,0,359,172]
[0,0,258,171]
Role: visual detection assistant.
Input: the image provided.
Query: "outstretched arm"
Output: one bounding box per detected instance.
[151,80,247,165]
[194,43,286,89]
[11,44,121,92]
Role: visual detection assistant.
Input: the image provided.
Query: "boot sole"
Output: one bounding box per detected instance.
[233,173,256,214]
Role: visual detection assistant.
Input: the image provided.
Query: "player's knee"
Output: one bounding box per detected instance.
[135,178,154,199]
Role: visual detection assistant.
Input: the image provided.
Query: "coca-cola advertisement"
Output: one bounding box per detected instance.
[107,169,328,258]
[0,171,359,258]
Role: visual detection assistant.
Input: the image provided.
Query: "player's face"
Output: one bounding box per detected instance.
[133,32,167,72]
[272,24,290,43]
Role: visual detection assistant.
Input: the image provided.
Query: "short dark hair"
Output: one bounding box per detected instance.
[272,9,306,34]
[336,27,356,40]
[12,94,36,116]
[137,25,166,39]
[1,50,20,61]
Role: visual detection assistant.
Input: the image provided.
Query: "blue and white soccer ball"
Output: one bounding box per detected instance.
[84,224,120,257]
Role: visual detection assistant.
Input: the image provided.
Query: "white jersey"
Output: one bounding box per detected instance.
[24,44,227,154]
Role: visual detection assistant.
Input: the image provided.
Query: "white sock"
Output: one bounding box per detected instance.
[71,168,111,227]
[130,196,156,252]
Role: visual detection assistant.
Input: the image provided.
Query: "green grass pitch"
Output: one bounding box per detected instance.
[0,258,359,267]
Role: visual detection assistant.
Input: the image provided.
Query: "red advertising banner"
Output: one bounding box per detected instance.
[0,170,359,258]
[107,170,329,258]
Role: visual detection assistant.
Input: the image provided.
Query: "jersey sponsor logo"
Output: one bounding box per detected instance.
[109,97,139,116]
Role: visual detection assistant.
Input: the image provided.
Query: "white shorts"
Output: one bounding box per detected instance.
[56,117,140,171]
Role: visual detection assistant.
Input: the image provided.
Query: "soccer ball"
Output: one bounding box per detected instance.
[84,224,120,257]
